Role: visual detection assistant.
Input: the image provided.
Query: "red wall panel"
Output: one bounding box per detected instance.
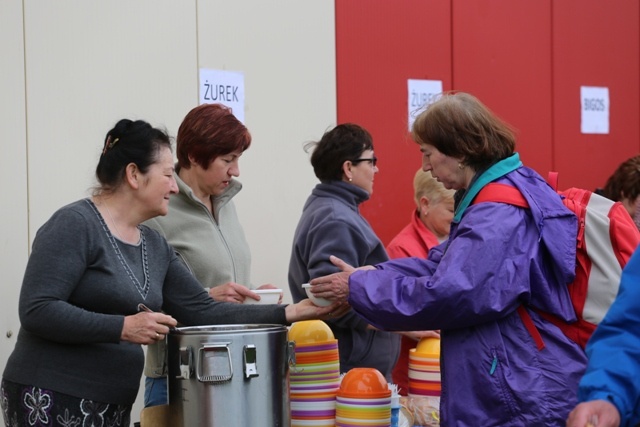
[552,0,640,191]
[336,0,452,245]
[452,0,554,176]
[336,1,639,245]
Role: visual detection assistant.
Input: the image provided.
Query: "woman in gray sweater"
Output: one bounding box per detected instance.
[0,119,343,426]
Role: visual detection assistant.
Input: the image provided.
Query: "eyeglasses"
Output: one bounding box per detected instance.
[351,157,378,167]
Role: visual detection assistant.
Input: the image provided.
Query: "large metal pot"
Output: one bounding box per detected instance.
[167,324,293,426]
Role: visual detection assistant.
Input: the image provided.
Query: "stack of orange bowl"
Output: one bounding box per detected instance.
[408,337,441,399]
[288,320,341,427]
[335,368,392,427]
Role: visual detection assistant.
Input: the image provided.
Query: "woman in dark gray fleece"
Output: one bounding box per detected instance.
[0,119,345,427]
[288,123,400,381]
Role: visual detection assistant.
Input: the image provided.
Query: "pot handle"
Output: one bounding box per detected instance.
[197,343,233,383]
[288,341,300,372]
[177,346,194,380]
[243,344,259,379]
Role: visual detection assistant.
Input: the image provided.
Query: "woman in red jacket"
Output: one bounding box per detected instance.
[386,169,454,395]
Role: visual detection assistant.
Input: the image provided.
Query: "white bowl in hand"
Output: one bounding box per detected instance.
[302,283,332,307]
[243,289,283,305]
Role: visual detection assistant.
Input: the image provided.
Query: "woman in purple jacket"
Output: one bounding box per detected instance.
[308,92,587,426]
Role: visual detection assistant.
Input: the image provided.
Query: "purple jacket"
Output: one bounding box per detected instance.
[348,166,587,426]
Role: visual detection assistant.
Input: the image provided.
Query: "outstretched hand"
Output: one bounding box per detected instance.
[328,255,357,273]
[307,255,375,304]
[285,299,351,323]
[330,255,376,273]
[209,282,260,303]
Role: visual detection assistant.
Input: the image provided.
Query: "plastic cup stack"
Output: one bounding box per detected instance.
[335,368,392,427]
[289,320,341,427]
[408,337,441,399]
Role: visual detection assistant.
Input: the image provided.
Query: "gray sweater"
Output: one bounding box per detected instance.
[2,199,286,406]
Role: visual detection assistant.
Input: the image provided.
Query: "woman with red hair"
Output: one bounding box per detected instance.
[143,103,281,406]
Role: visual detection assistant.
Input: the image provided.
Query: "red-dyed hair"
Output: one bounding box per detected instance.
[176,103,251,169]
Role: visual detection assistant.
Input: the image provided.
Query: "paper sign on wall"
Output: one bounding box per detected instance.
[407,79,443,131]
[199,69,245,123]
[580,86,609,134]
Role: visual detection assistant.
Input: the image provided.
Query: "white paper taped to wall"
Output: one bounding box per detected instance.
[199,69,245,124]
[581,86,609,134]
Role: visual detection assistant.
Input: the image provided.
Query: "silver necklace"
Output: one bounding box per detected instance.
[90,199,150,298]
[104,202,138,243]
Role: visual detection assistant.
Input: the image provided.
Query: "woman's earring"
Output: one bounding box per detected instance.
[349,177,353,182]
[458,163,465,169]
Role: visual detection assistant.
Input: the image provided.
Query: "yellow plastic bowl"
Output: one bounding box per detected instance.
[288,320,334,344]
[415,337,441,357]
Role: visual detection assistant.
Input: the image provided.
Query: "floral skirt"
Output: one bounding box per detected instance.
[1,379,131,427]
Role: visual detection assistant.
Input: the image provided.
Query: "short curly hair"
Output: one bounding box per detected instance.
[602,155,640,203]
[305,123,374,182]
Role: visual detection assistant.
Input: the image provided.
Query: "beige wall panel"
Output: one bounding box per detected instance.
[197,0,337,301]
[23,1,198,234]
[1,1,336,424]
[18,2,198,423]
[0,0,29,394]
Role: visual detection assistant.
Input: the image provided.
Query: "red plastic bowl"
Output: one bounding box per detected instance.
[338,368,391,398]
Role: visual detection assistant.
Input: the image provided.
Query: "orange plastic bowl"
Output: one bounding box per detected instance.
[288,320,335,344]
[338,368,391,398]
[414,337,441,357]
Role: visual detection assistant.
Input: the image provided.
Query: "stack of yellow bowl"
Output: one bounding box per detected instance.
[408,337,441,398]
[335,368,392,427]
[289,320,341,427]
